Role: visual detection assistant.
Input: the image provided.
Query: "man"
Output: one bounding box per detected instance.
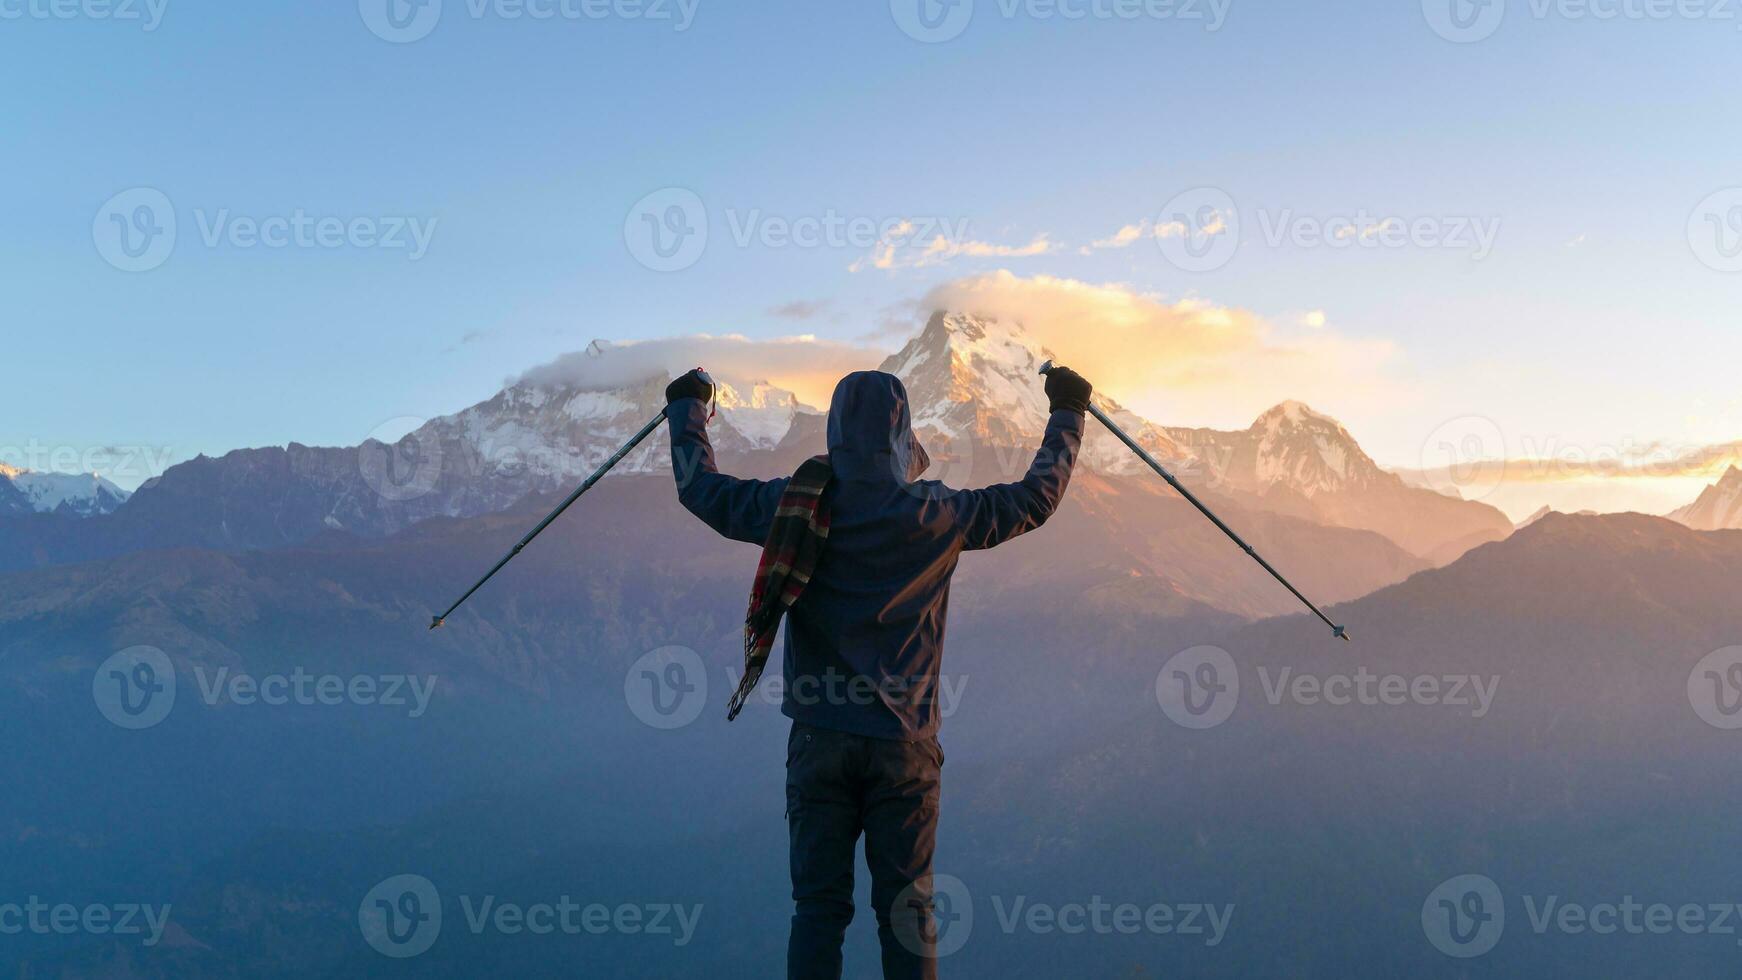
[664,365,1091,979]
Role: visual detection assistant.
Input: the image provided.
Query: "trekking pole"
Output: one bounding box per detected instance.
[428,409,670,631]
[1039,361,1349,641]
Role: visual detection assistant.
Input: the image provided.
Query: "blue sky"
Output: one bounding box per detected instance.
[3,0,1739,513]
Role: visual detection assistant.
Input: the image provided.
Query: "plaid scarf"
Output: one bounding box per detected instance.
[727,455,834,721]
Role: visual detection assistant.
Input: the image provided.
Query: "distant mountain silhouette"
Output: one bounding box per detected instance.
[1670,465,1742,531]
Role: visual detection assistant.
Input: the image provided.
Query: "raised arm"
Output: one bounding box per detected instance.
[665,371,788,545]
[950,367,1091,551]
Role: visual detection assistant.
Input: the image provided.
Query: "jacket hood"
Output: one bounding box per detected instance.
[825,371,930,484]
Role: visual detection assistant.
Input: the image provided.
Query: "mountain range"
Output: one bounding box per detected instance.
[0,312,1513,595]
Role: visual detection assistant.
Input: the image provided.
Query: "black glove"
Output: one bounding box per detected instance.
[1044,365,1092,415]
[665,368,714,406]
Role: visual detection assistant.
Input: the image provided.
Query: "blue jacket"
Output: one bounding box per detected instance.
[668,371,1084,740]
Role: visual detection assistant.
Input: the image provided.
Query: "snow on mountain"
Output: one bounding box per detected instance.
[1165,398,1511,562]
[672,308,1504,562]
[1170,400,1385,498]
[0,464,130,517]
[408,367,817,494]
[880,311,1186,478]
[715,381,805,449]
[58,311,1501,565]
[1670,465,1742,531]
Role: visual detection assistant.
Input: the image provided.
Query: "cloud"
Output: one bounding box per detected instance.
[852,231,1057,272]
[768,299,831,320]
[442,328,493,353]
[1157,211,1228,240]
[1078,222,1153,254]
[1334,218,1401,241]
[514,334,882,408]
[917,270,1401,427]
[1413,440,1742,486]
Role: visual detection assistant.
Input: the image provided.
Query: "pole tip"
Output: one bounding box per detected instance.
[1333,625,1350,642]
[429,617,445,631]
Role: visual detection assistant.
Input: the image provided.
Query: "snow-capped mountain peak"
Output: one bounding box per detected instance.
[880,311,1184,476]
[714,379,808,449]
[1248,400,1374,494]
[1670,464,1742,531]
[0,466,130,517]
[882,312,1054,443]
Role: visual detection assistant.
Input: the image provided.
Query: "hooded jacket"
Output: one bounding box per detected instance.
[668,370,1083,740]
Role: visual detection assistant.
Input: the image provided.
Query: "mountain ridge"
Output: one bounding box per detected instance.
[0,311,1505,571]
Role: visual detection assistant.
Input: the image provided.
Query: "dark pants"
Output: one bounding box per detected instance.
[785,721,943,980]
